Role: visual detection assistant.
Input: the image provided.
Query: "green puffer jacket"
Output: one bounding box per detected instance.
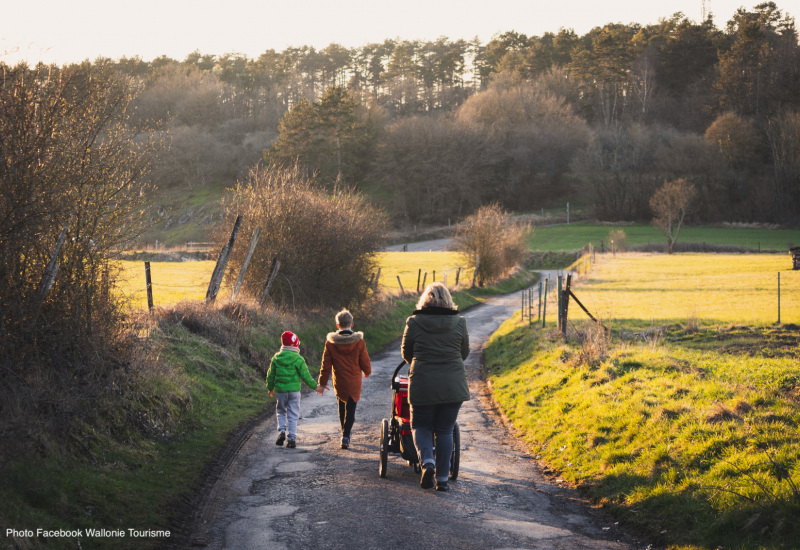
[267,349,318,393]
[401,307,470,406]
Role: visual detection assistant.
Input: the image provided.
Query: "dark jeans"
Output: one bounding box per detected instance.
[410,401,462,483]
[338,397,357,437]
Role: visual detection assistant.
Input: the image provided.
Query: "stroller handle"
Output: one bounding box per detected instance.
[391,361,408,390]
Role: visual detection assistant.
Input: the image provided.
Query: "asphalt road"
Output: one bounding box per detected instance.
[186,281,642,550]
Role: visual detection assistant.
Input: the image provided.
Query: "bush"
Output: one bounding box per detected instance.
[0,62,157,455]
[451,204,528,286]
[218,163,387,309]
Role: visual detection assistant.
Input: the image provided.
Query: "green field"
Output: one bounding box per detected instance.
[487,252,800,549]
[528,222,800,252]
[562,253,800,326]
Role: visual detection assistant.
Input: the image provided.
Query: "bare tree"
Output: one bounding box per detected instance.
[650,178,696,253]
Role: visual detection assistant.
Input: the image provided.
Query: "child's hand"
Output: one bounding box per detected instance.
[315,386,325,395]
[268,390,275,397]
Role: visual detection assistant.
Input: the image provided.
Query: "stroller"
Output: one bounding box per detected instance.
[378,361,460,480]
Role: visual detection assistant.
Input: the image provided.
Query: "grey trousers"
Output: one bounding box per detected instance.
[276,391,301,439]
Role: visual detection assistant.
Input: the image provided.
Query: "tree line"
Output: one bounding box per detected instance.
[75,1,796,226]
[5,3,800,229]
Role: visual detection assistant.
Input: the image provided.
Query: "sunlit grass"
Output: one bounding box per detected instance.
[115,260,216,309]
[375,251,469,293]
[567,253,800,326]
[116,252,471,309]
[486,317,800,549]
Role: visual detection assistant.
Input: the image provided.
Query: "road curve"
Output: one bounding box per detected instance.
[182,285,642,550]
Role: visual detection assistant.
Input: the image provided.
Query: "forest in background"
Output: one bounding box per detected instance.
[12,2,800,232]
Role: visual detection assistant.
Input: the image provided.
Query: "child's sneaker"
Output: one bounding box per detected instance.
[275,431,286,446]
[286,438,296,448]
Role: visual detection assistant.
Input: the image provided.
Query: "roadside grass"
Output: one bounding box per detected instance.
[527,222,800,252]
[485,320,800,549]
[563,253,800,326]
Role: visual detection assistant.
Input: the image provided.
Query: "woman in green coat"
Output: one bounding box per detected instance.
[401,282,470,491]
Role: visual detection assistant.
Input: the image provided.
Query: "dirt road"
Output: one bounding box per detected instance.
[181,283,642,549]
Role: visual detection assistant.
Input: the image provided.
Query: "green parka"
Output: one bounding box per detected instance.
[401,307,470,406]
[267,349,318,393]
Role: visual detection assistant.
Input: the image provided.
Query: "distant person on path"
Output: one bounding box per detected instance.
[402,282,470,491]
[267,331,318,449]
[316,309,371,449]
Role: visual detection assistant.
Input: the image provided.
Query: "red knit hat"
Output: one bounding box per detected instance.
[281,331,300,347]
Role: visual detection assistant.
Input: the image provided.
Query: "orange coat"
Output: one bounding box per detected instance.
[319,330,371,402]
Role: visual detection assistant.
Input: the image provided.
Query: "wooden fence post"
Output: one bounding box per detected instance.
[374,267,381,291]
[396,275,405,295]
[145,261,154,311]
[471,256,480,288]
[562,274,572,336]
[529,287,533,325]
[421,272,427,290]
[231,227,261,301]
[521,289,525,321]
[455,267,461,286]
[542,277,549,328]
[778,272,781,324]
[416,269,422,293]
[206,214,242,303]
[557,275,563,332]
[538,282,543,322]
[259,257,281,306]
[31,222,70,324]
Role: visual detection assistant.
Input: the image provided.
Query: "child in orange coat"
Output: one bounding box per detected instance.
[316,309,371,449]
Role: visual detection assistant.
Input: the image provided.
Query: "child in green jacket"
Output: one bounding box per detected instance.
[267,331,318,448]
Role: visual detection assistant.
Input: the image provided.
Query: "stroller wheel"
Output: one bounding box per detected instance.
[379,418,389,478]
[449,422,460,480]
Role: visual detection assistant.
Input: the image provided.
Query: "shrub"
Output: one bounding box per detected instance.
[218,163,387,309]
[0,62,157,455]
[451,204,528,286]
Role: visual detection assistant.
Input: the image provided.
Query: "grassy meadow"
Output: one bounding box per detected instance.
[116,251,469,310]
[486,252,800,549]
[561,253,800,327]
[528,222,800,252]
[116,260,216,309]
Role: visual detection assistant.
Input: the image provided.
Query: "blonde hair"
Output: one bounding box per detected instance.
[335,308,353,327]
[416,282,456,310]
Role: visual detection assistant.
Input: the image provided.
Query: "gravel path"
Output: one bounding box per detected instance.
[175,279,645,550]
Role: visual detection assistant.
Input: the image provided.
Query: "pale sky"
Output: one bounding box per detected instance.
[1,0,787,66]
